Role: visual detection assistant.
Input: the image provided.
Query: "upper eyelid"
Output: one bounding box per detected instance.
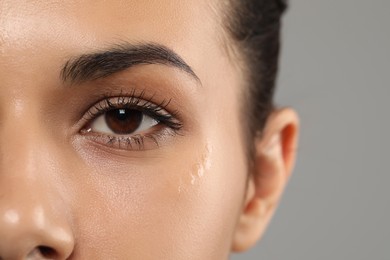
[87,96,172,117]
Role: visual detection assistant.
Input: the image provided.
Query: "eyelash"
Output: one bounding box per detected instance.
[79,90,183,150]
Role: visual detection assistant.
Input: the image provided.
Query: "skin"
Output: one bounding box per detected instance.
[0,1,299,259]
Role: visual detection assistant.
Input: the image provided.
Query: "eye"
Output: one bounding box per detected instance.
[79,94,183,151]
[90,108,159,136]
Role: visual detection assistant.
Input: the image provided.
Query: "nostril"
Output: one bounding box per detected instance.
[37,246,58,259]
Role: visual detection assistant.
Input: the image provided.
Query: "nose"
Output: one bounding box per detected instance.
[0,206,74,260]
[0,122,75,259]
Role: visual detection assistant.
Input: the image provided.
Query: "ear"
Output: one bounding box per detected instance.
[231,108,299,252]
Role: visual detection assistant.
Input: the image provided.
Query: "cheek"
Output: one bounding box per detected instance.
[68,134,247,259]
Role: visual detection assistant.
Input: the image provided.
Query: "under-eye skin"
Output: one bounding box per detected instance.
[79,90,183,151]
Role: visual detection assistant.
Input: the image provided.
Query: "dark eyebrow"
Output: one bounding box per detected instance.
[60,43,200,84]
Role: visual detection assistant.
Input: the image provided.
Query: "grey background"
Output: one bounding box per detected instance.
[232,0,389,259]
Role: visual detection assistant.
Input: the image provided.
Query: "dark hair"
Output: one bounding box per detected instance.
[223,0,287,153]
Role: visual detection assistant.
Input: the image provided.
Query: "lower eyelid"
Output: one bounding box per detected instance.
[80,125,177,151]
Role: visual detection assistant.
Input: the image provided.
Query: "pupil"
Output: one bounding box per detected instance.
[105,109,143,134]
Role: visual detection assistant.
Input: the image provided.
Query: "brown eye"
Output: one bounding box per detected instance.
[89,108,159,136]
[105,109,143,134]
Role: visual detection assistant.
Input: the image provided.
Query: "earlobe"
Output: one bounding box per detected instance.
[231,108,299,252]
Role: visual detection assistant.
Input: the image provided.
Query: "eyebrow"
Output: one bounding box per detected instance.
[60,42,200,84]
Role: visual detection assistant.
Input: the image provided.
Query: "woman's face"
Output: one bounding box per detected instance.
[0,0,251,259]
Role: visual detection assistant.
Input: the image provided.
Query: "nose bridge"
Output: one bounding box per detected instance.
[0,104,48,188]
[0,107,75,259]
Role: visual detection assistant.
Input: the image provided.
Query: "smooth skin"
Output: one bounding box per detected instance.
[0,1,298,259]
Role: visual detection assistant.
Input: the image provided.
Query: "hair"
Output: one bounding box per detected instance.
[222,0,288,155]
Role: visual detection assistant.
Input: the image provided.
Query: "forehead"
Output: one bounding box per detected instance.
[0,0,220,50]
[0,0,229,87]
